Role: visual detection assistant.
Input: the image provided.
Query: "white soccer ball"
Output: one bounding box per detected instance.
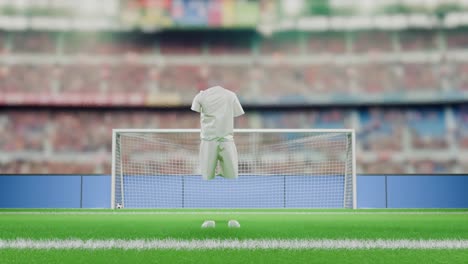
[228,220,240,228]
[116,203,123,209]
[201,220,216,228]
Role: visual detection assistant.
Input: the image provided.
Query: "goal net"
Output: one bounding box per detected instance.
[112,129,356,209]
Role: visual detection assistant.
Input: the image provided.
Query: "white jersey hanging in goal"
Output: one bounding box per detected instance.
[191,86,245,180]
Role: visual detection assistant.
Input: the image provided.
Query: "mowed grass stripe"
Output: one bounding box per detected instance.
[1,211,468,215]
[1,239,468,250]
[1,213,467,240]
[2,249,468,264]
[2,209,467,212]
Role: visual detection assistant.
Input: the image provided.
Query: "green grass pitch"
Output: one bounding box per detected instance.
[0,209,467,264]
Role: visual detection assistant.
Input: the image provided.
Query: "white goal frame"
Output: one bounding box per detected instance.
[111,128,357,209]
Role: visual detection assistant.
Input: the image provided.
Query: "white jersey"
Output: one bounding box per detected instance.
[191,86,244,141]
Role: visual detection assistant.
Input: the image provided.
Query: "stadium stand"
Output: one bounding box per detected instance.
[456,106,468,149]
[0,106,465,174]
[399,30,439,51]
[446,29,468,50]
[307,33,346,54]
[353,31,393,53]
[0,29,467,174]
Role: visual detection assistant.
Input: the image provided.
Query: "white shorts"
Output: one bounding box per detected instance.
[199,140,239,180]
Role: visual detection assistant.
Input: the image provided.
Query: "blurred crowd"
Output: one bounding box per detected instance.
[1,29,468,175]
[1,62,467,100]
[1,108,466,174]
[0,30,468,102]
[1,30,467,54]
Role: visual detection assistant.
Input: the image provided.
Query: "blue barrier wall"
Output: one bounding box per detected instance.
[0,175,81,208]
[122,175,346,208]
[0,175,467,208]
[357,175,387,208]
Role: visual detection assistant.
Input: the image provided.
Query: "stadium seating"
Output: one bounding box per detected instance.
[0,30,467,174]
[1,62,465,98]
[1,107,465,174]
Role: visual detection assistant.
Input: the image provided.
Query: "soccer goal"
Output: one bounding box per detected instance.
[111,129,356,209]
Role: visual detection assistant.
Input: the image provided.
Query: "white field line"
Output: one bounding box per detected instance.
[0,211,467,215]
[0,239,467,250]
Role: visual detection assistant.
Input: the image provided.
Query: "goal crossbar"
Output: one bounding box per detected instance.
[113,128,355,134]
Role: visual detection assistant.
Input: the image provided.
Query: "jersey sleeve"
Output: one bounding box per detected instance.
[233,95,245,117]
[191,93,202,113]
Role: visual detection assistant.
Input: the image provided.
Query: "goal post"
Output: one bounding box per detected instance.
[111,129,357,209]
